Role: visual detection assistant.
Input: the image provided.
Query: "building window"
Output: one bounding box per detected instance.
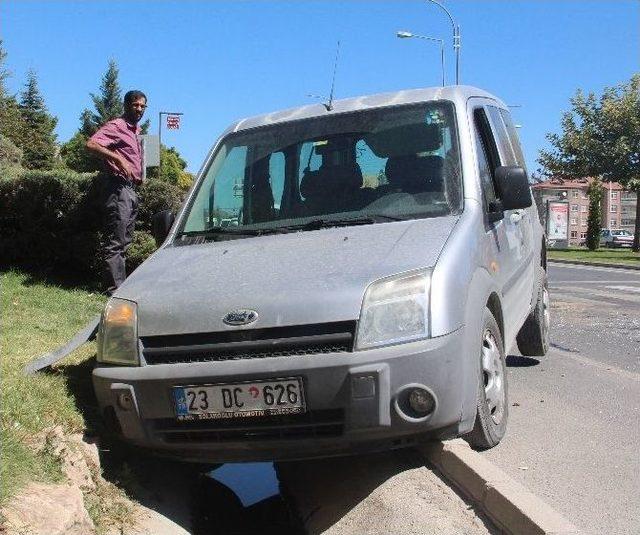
[570,231,578,238]
[570,218,577,225]
[611,191,618,200]
[572,191,579,199]
[580,205,587,213]
[621,219,635,226]
[610,219,618,227]
[571,204,578,212]
[610,205,618,213]
[580,232,587,239]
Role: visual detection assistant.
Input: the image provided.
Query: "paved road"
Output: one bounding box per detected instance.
[481,262,640,535]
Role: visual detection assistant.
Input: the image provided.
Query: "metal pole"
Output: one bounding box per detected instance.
[157,111,184,179]
[440,41,446,86]
[158,112,163,179]
[426,0,460,84]
[455,24,461,85]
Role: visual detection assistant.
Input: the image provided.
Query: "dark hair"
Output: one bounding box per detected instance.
[124,90,147,106]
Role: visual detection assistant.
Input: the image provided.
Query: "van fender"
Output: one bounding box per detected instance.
[456,268,503,434]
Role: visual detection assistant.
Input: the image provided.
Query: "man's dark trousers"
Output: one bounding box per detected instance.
[103,175,138,295]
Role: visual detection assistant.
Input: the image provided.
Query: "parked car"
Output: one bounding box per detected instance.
[94,85,549,463]
[600,228,634,248]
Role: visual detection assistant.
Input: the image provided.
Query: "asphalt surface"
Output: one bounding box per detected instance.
[481,262,640,535]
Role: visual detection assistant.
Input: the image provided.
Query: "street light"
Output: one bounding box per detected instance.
[397,30,446,86]
[425,0,461,85]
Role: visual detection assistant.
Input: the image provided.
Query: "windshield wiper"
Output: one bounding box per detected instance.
[281,214,406,231]
[176,215,407,240]
[176,227,292,240]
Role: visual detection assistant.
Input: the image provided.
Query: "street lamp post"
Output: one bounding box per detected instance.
[426,0,460,85]
[397,31,446,86]
[158,111,184,177]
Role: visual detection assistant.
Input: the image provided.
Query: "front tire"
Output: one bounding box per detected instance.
[465,310,508,450]
[516,267,550,356]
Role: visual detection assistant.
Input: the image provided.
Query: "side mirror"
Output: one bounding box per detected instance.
[151,210,175,247]
[494,166,532,210]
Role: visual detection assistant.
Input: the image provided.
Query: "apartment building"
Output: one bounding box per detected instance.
[532,177,637,246]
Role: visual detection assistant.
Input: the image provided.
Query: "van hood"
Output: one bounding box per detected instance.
[117,217,458,336]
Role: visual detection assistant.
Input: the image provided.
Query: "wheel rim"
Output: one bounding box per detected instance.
[481,330,505,425]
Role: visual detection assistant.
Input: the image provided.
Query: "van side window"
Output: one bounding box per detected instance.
[498,109,526,169]
[473,108,501,210]
[486,106,517,166]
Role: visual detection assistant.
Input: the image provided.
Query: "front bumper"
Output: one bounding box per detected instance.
[92,327,468,462]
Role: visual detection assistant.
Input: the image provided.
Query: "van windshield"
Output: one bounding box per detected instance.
[178,101,462,241]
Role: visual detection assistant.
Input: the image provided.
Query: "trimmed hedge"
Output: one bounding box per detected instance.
[0,170,184,282]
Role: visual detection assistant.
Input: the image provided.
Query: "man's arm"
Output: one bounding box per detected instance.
[86,138,136,181]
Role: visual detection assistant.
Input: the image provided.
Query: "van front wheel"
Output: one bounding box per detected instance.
[465,310,508,450]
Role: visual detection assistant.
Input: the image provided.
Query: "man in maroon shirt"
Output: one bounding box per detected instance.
[87,90,147,295]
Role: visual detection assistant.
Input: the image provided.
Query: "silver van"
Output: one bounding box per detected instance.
[93,85,549,462]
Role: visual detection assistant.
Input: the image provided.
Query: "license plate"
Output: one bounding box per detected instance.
[173,378,306,421]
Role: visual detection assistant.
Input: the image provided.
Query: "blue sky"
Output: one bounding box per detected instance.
[2,0,638,173]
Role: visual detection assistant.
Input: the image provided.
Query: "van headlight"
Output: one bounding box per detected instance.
[356,270,431,350]
[97,298,139,365]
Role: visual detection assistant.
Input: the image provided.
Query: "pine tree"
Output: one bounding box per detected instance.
[63,60,124,171]
[18,71,58,170]
[81,60,123,136]
[0,39,10,101]
[61,59,153,172]
[0,40,23,155]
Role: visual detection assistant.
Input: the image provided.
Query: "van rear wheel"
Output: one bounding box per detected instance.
[465,310,508,450]
[516,267,550,356]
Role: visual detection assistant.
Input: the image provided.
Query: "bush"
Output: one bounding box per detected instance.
[137,179,184,232]
[0,171,185,283]
[127,230,157,272]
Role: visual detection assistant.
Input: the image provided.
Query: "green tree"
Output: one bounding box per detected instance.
[81,60,123,137]
[0,41,24,155]
[147,145,193,190]
[0,39,10,101]
[18,71,58,170]
[586,178,603,250]
[539,75,640,251]
[62,60,150,171]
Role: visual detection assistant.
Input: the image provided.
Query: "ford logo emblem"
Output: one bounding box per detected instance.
[223,309,259,326]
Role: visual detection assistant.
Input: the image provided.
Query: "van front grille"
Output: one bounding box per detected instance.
[141,321,356,365]
[152,409,344,443]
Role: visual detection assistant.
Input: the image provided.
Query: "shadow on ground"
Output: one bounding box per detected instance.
[506,354,541,367]
[55,357,303,534]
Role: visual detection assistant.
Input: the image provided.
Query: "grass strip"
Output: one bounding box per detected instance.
[548,248,639,266]
[1,270,136,533]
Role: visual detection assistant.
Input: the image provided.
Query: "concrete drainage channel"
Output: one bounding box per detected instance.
[131,440,581,535]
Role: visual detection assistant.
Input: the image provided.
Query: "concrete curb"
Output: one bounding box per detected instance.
[420,439,583,535]
[548,258,640,270]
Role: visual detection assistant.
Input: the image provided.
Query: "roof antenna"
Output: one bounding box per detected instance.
[306,41,341,111]
[326,40,340,111]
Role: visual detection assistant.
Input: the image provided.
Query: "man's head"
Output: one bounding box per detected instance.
[123,90,147,124]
